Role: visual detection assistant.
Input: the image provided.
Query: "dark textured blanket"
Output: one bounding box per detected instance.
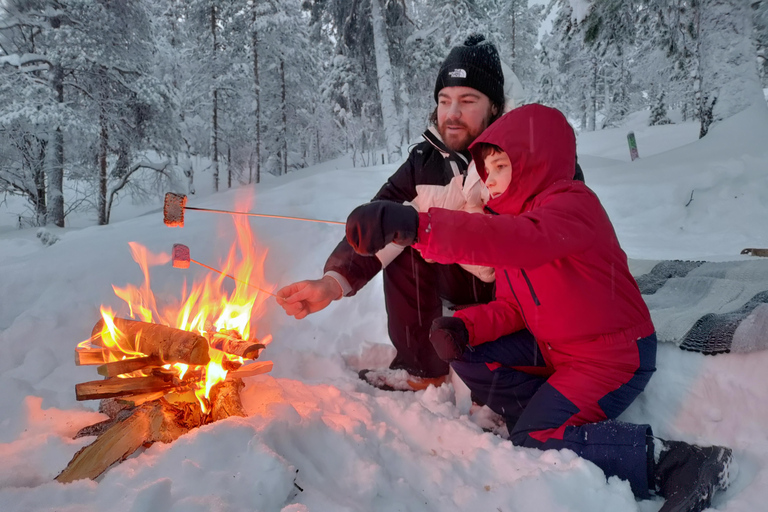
[635,259,768,354]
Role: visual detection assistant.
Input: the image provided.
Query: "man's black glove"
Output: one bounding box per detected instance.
[429,316,470,362]
[346,200,419,256]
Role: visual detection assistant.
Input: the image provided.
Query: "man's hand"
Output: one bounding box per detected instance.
[346,200,419,256]
[276,276,343,319]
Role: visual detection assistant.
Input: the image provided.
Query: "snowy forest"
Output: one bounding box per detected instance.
[1,0,767,229]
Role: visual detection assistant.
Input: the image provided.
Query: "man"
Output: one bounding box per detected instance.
[279,35,554,390]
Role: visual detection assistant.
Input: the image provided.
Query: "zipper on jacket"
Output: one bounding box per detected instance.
[485,206,541,306]
[504,269,538,366]
[520,269,541,306]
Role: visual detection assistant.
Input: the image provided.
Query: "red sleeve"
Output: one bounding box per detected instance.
[455,301,525,346]
[414,187,601,269]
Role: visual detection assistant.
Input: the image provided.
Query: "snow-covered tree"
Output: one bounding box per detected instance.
[307,0,415,163]
[649,89,673,125]
[697,0,764,137]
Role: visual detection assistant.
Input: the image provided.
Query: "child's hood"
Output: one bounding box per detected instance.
[469,104,576,214]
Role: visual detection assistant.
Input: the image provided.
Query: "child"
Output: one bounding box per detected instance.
[345,104,732,512]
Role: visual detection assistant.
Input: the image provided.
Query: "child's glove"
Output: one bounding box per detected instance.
[429,316,470,362]
[346,201,419,256]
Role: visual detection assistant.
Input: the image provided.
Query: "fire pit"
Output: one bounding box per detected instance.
[57,214,275,483]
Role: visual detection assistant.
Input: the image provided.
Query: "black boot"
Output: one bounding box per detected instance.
[653,438,733,512]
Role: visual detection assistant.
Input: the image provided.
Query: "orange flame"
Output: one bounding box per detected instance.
[90,199,273,412]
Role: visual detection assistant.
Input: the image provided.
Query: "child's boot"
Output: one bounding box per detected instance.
[653,438,732,512]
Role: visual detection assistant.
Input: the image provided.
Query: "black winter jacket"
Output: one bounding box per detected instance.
[324,129,471,295]
[323,128,584,296]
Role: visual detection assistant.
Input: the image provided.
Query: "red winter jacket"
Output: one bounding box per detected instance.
[413,104,654,367]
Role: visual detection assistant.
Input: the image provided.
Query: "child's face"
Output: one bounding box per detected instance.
[484,151,513,198]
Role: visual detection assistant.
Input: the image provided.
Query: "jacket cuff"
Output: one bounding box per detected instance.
[416,211,432,247]
[454,310,477,345]
[323,271,352,298]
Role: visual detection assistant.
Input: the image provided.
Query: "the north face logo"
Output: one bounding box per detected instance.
[448,68,467,78]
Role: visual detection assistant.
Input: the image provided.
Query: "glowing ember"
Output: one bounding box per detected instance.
[79,202,273,412]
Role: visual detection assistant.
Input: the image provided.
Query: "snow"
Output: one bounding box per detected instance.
[2,105,768,511]
[568,0,593,23]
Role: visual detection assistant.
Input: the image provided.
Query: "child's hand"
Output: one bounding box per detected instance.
[429,316,470,361]
[346,201,419,256]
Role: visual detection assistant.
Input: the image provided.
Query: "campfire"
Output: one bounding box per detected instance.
[57,211,274,483]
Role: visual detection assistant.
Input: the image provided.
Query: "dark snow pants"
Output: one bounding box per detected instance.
[383,246,495,378]
[452,330,657,498]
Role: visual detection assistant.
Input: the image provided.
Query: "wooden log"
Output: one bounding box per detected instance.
[57,380,248,482]
[91,317,210,366]
[226,361,273,380]
[208,331,264,360]
[742,248,768,257]
[56,398,205,483]
[209,378,246,421]
[75,346,108,366]
[74,408,135,439]
[75,375,177,401]
[96,356,163,378]
[98,397,134,420]
[117,390,170,407]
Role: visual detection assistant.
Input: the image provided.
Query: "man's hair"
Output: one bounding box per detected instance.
[472,142,504,162]
[428,99,505,129]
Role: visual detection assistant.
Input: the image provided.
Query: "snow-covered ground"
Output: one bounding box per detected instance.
[1,104,768,512]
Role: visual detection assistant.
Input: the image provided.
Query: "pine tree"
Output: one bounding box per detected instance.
[306,0,414,164]
[650,89,673,125]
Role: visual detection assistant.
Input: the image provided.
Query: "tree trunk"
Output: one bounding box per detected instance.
[280,59,288,175]
[211,5,219,191]
[251,6,261,184]
[589,65,596,131]
[227,145,232,188]
[698,0,764,137]
[32,137,47,226]
[369,0,401,163]
[510,1,517,73]
[48,63,65,227]
[98,110,109,225]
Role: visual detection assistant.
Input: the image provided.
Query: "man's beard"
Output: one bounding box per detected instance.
[438,114,491,152]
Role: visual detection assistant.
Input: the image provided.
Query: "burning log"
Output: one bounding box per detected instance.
[75,346,111,366]
[96,356,163,378]
[210,378,247,420]
[208,330,265,360]
[91,317,210,366]
[75,375,180,401]
[226,360,273,380]
[57,378,247,483]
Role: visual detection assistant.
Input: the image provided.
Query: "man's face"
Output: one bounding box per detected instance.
[484,150,513,198]
[437,86,496,151]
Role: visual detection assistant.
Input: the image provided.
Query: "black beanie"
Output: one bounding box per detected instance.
[434,34,504,107]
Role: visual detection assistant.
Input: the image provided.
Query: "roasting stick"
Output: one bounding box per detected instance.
[172,244,277,297]
[163,192,343,228]
[184,206,344,225]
